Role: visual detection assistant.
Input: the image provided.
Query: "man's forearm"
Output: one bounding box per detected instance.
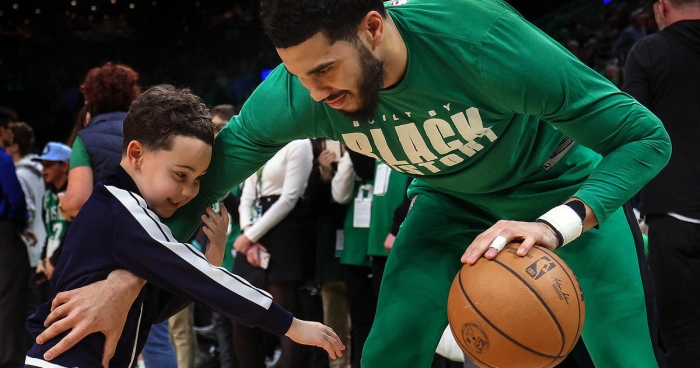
[107,269,146,293]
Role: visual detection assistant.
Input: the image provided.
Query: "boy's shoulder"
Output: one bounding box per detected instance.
[73,182,132,225]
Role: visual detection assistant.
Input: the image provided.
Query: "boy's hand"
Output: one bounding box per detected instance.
[203,206,229,267]
[285,317,345,360]
[37,269,145,367]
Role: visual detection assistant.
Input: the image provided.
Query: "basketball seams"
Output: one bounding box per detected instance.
[536,246,585,353]
[491,258,567,357]
[458,264,566,360]
[452,269,500,368]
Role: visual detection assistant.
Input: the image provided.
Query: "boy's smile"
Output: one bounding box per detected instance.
[126,136,212,219]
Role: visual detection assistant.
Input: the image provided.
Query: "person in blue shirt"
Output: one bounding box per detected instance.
[1,106,35,368]
[25,85,344,368]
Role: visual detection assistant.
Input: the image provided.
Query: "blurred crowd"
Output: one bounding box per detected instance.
[542,0,657,87]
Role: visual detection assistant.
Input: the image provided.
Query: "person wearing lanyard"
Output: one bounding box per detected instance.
[233,139,313,368]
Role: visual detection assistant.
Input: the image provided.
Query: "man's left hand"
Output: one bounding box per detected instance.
[461,220,559,265]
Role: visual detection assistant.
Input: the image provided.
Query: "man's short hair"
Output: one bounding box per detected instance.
[211,104,238,123]
[260,0,387,48]
[122,85,214,153]
[0,106,18,128]
[9,122,35,157]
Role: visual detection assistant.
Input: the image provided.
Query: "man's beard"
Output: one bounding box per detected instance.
[339,44,385,122]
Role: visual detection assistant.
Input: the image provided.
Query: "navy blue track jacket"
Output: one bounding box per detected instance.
[26,166,292,368]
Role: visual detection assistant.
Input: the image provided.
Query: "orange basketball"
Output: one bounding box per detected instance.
[447,244,585,368]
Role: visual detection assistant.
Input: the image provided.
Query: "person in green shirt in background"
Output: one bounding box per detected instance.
[33,142,72,286]
[37,1,670,367]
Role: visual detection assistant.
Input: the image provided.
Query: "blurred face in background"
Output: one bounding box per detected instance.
[211,115,227,136]
[41,160,69,187]
[0,125,13,148]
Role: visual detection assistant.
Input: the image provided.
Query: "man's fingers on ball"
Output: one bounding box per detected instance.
[517,238,536,256]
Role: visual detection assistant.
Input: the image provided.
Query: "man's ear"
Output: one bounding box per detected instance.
[361,11,385,49]
[125,140,145,170]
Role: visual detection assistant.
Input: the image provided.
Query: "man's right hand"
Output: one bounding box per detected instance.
[37,269,145,367]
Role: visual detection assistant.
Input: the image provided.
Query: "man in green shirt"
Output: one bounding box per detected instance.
[37,0,668,367]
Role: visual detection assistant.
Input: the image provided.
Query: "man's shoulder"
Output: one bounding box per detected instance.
[388,0,512,42]
[629,32,667,58]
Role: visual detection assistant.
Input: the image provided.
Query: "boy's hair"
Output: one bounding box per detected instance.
[122,85,214,153]
[80,62,142,117]
[260,0,387,48]
[9,122,35,157]
[211,104,238,122]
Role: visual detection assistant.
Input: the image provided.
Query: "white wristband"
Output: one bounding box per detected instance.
[537,205,583,247]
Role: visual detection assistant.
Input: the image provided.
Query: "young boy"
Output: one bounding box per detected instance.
[32,142,72,286]
[25,85,344,368]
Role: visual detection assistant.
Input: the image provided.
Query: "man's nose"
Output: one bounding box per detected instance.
[303,78,331,102]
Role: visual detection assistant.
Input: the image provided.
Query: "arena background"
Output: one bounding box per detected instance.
[0,0,650,149]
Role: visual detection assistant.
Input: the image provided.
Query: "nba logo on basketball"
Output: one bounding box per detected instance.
[526,256,556,280]
[461,323,489,354]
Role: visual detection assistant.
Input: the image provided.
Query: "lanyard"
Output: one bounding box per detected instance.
[256,165,264,199]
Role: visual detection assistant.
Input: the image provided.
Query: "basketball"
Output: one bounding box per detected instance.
[447,244,585,368]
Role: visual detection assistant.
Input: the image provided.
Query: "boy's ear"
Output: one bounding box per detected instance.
[126,140,145,170]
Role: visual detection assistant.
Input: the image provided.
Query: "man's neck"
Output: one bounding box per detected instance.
[381,14,408,89]
[667,7,700,26]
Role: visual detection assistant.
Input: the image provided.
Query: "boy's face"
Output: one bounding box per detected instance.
[135,136,212,219]
[41,160,69,186]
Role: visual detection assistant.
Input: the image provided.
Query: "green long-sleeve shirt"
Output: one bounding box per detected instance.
[166,0,670,241]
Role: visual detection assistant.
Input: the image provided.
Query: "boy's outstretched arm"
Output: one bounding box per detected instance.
[286,318,345,359]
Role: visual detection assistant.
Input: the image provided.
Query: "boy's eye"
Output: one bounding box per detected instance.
[316,67,330,76]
